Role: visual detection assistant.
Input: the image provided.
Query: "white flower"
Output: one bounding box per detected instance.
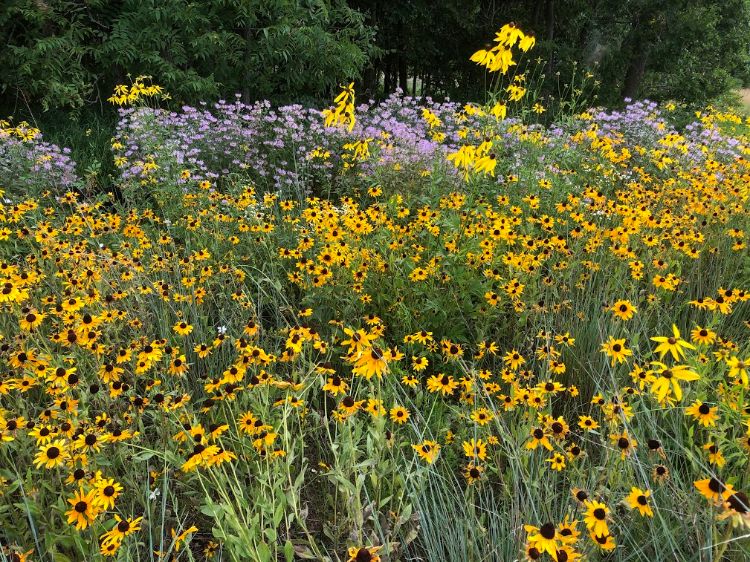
[217,325,227,335]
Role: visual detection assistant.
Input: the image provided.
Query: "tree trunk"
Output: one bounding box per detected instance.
[545,0,555,77]
[242,21,253,103]
[412,74,417,97]
[363,65,377,98]
[621,49,648,100]
[398,55,408,93]
[620,8,658,101]
[533,0,543,30]
[383,61,392,96]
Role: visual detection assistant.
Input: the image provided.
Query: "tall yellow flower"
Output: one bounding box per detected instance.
[649,361,699,402]
[651,324,695,360]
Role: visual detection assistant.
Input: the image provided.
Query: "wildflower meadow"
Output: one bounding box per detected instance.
[1,21,749,562]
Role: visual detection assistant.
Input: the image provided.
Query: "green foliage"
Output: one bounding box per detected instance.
[0,0,376,112]
[3,0,750,116]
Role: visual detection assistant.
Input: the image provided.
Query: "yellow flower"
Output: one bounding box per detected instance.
[412,440,441,464]
[346,546,381,562]
[352,347,389,380]
[625,487,653,517]
[547,452,566,471]
[651,324,695,360]
[601,337,632,365]
[33,439,69,469]
[695,477,734,503]
[610,299,637,320]
[726,356,749,386]
[462,438,488,461]
[649,361,699,402]
[66,487,101,530]
[389,406,410,424]
[685,400,718,427]
[690,326,716,345]
[524,522,559,560]
[583,500,610,537]
[173,321,193,335]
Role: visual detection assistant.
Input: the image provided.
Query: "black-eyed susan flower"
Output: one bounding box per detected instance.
[389,405,409,424]
[720,491,750,528]
[173,321,193,336]
[649,361,699,402]
[426,373,458,396]
[352,347,389,379]
[547,452,566,471]
[703,442,726,468]
[412,440,440,464]
[441,339,464,360]
[726,356,748,386]
[695,477,735,503]
[577,415,599,431]
[346,545,381,562]
[685,400,718,426]
[470,408,493,425]
[464,462,484,484]
[625,487,653,517]
[525,427,553,451]
[590,531,615,551]
[583,500,610,538]
[101,514,142,545]
[94,478,123,510]
[462,438,488,461]
[610,300,637,320]
[610,430,637,459]
[651,324,695,361]
[691,326,716,345]
[33,439,69,469]
[524,522,559,560]
[65,487,100,529]
[601,336,632,366]
[503,349,525,370]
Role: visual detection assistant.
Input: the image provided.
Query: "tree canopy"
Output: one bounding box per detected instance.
[1,0,748,114]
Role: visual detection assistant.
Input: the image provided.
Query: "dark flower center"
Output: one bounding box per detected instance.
[540,522,556,539]
[355,549,372,562]
[727,492,750,514]
[708,478,725,493]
